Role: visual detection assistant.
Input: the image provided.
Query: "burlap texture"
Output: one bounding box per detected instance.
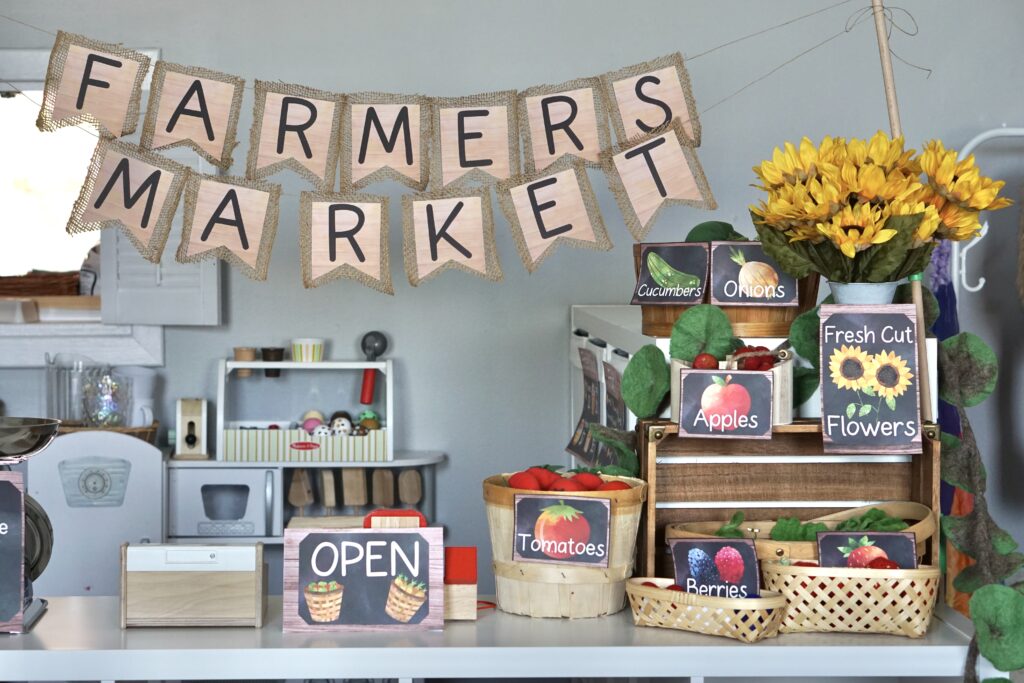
[340,93,433,191]
[428,90,519,190]
[516,77,611,174]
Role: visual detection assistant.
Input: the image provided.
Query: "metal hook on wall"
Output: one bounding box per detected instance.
[959,220,989,293]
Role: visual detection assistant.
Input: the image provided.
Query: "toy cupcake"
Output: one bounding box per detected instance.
[384,574,427,623]
[304,580,343,623]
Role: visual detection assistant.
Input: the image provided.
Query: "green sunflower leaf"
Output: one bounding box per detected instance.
[939,332,999,408]
[885,396,897,411]
[859,214,918,283]
[859,404,872,416]
[753,219,815,279]
[861,384,875,397]
[970,584,1024,671]
[588,425,639,477]
[669,305,735,362]
[622,345,670,419]
[846,403,856,419]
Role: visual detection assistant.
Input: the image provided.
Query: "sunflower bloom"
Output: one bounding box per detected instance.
[817,204,897,258]
[829,345,872,391]
[866,351,914,400]
[920,140,1013,211]
[887,199,941,246]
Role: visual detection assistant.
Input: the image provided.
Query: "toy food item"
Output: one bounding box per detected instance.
[385,574,427,623]
[302,417,324,434]
[597,480,631,491]
[736,345,774,371]
[358,409,381,430]
[304,580,343,623]
[507,471,541,490]
[548,478,586,492]
[569,472,602,490]
[868,557,900,570]
[647,251,700,289]
[302,409,326,422]
[693,353,719,369]
[329,411,354,436]
[525,466,560,490]
[312,424,332,437]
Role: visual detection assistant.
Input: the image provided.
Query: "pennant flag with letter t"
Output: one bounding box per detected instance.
[36,31,151,138]
[431,91,519,188]
[141,61,245,170]
[402,186,501,286]
[601,120,715,240]
[341,93,432,191]
[67,139,189,263]
[497,157,611,273]
[300,191,392,294]
[517,77,610,173]
[600,52,701,146]
[176,174,280,281]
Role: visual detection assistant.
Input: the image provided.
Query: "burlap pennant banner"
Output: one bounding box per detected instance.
[176,174,281,281]
[299,191,393,294]
[402,185,502,286]
[141,61,245,170]
[517,77,611,174]
[341,93,432,191]
[497,156,611,273]
[246,81,344,192]
[36,31,151,138]
[601,120,716,240]
[600,52,701,147]
[431,91,519,189]
[67,139,189,263]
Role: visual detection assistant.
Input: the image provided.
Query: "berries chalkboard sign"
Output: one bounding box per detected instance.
[631,242,709,305]
[0,472,24,634]
[669,538,760,599]
[512,494,611,568]
[819,304,921,454]
[677,369,773,439]
[283,527,443,632]
[709,241,799,306]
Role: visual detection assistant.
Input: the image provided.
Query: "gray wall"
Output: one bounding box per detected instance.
[2,0,1023,591]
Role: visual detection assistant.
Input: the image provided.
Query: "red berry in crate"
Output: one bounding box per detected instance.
[526,467,561,490]
[868,557,900,570]
[548,477,586,492]
[741,356,762,371]
[667,584,685,591]
[507,471,541,490]
[692,353,719,369]
[641,581,659,588]
[714,546,745,584]
[793,561,818,567]
[570,472,603,490]
[597,480,631,491]
[758,359,774,371]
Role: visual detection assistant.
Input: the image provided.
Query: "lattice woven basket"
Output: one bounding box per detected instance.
[625,577,785,643]
[761,562,941,637]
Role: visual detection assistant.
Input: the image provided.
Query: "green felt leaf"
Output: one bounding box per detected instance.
[944,508,1020,559]
[669,305,735,362]
[753,219,815,279]
[939,333,999,408]
[792,367,820,408]
[622,345,670,419]
[685,221,746,242]
[980,678,1012,683]
[970,584,1024,671]
[714,511,746,539]
[789,306,821,369]
[894,282,940,333]
[859,214,918,283]
[940,432,986,495]
[588,424,640,477]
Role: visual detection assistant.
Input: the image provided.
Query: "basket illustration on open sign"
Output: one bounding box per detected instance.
[828,345,914,421]
[304,580,344,623]
[385,574,428,623]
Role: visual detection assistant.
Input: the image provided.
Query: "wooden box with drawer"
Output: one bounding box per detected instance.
[636,419,940,578]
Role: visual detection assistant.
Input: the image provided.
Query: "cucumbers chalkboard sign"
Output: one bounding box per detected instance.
[283,527,443,632]
[819,304,921,454]
[631,242,708,305]
[709,241,799,306]
[0,472,24,633]
[512,494,611,567]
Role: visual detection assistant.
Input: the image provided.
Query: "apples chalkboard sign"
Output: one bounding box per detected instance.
[677,369,773,439]
[0,472,24,633]
[283,527,444,632]
[631,242,709,305]
[512,494,611,568]
[709,241,799,306]
[819,304,921,454]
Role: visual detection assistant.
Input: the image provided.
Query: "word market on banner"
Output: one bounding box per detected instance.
[36,30,715,291]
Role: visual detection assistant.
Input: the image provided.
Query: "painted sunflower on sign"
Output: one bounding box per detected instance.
[867,351,914,403]
[829,345,871,391]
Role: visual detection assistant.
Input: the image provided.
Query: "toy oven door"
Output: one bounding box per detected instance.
[168,468,283,539]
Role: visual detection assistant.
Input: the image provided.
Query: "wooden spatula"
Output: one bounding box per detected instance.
[372,469,395,507]
[398,469,423,506]
[320,469,337,513]
[288,468,315,516]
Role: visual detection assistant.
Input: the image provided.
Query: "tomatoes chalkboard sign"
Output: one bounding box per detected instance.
[0,472,24,634]
[819,304,921,454]
[512,494,611,567]
[709,241,799,306]
[677,369,773,439]
[631,242,709,305]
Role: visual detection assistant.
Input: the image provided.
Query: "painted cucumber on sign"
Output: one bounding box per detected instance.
[513,494,611,567]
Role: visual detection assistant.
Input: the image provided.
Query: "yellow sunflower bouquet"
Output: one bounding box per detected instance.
[751,132,1012,283]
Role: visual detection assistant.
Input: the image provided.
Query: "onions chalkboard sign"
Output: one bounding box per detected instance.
[0,472,24,634]
[819,304,921,454]
[283,527,443,632]
[709,241,798,306]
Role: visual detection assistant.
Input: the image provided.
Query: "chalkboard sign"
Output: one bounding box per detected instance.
[513,494,611,567]
[669,538,760,598]
[819,304,921,454]
[817,531,918,569]
[283,527,443,632]
[709,241,799,306]
[0,472,24,633]
[631,242,709,305]
[677,369,773,439]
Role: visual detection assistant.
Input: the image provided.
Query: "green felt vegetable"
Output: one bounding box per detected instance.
[714,511,746,539]
[622,344,669,418]
[894,283,939,333]
[770,517,828,542]
[970,584,1024,672]
[834,508,909,533]
[669,305,734,362]
[587,425,640,477]
[939,332,999,408]
[685,220,746,243]
[647,251,700,288]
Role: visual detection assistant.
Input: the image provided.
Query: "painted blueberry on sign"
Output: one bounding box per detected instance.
[631,242,709,305]
[677,369,773,439]
[709,241,798,306]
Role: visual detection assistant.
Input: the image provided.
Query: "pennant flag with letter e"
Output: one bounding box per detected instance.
[517,77,610,173]
[36,31,151,138]
[601,120,715,240]
[431,91,519,188]
[497,157,611,273]
[300,191,392,294]
[67,139,189,263]
[342,93,432,191]
[402,186,502,286]
[140,61,245,170]
[246,81,344,192]
[176,174,281,281]
[600,52,701,146]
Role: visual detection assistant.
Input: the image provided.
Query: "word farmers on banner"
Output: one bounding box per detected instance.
[176,174,281,280]
[300,191,392,294]
[402,186,502,286]
[341,93,432,191]
[497,157,611,272]
[432,91,519,188]
[516,77,611,173]
[141,61,245,170]
[602,120,715,240]
[68,138,189,263]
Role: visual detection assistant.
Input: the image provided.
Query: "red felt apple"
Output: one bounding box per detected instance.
[700,374,751,431]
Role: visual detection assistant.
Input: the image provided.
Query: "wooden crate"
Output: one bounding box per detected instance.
[636,419,940,578]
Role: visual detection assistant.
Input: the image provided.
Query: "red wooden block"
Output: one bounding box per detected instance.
[445,546,477,585]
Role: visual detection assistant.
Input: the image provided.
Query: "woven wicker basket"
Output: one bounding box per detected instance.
[666,502,936,563]
[625,577,785,643]
[761,561,941,637]
[384,580,427,623]
[304,584,343,623]
[58,421,159,446]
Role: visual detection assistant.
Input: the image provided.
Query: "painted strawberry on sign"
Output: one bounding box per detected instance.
[839,536,889,568]
[534,501,591,560]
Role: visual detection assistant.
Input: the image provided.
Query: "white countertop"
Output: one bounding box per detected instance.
[0,597,983,680]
